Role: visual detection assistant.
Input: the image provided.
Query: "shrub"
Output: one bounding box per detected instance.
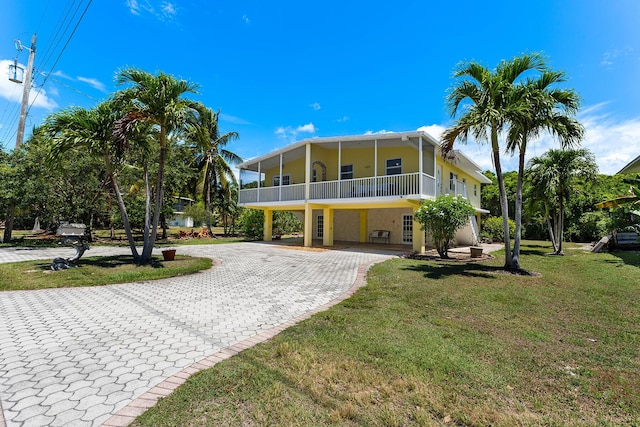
[415,195,475,258]
[238,209,264,240]
[482,216,516,243]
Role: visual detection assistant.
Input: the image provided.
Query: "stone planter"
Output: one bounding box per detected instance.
[162,249,176,261]
[470,247,483,258]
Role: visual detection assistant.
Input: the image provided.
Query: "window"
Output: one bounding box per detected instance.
[317,215,324,239]
[340,164,353,180]
[474,184,477,196]
[449,172,457,191]
[312,169,317,182]
[386,158,402,175]
[402,214,413,243]
[273,174,290,186]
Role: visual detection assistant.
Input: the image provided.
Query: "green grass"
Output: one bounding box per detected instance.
[0,255,212,291]
[133,242,640,427]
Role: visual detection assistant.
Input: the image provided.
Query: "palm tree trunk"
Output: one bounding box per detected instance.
[557,193,565,255]
[110,171,140,260]
[141,128,167,263]
[205,170,213,237]
[491,127,514,269]
[142,161,152,259]
[546,215,558,252]
[512,143,527,269]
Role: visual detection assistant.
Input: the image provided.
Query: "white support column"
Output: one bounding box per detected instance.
[412,206,425,254]
[433,144,437,196]
[338,140,342,198]
[279,153,283,201]
[305,143,311,200]
[374,139,378,177]
[419,136,423,196]
[257,161,261,202]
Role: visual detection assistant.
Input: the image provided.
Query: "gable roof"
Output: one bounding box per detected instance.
[618,155,640,174]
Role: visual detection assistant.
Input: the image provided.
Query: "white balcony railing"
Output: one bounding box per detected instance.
[239,172,439,204]
[445,179,468,198]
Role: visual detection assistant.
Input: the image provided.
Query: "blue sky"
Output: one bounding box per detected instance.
[1,0,639,174]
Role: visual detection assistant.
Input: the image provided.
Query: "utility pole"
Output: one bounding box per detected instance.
[15,33,37,149]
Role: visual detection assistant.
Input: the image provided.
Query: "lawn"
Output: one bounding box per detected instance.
[0,255,212,291]
[133,242,640,426]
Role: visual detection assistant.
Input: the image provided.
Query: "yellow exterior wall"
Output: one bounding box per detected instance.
[436,159,483,209]
[310,145,338,181]
[264,156,307,186]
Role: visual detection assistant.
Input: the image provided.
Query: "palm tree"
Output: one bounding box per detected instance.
[527,148,598,254]
[505,71,584,267]
[441,53,547,269]
[186,106,240,236]
[44,100,143,260]
[114,68,199,263]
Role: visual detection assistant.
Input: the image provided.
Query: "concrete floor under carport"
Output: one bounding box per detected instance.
[262,203,428,253]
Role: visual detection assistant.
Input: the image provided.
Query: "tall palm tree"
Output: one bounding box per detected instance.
[505,71,584,267]
[527,148,598,254]
[114,68,199,263]
[441,53,547,269]
[44,100,143,260]
[186,106,241,236]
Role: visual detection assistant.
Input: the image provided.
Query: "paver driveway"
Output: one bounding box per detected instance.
[0,242,394,427]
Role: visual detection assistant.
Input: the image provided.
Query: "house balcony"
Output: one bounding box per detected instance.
[238,172,441,205]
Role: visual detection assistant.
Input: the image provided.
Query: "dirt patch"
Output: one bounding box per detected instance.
[406,250,495,263]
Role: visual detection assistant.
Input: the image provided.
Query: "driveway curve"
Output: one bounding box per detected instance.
[0,242,394,427]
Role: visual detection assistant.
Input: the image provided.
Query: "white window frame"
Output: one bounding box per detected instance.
[386,158,402,175]
[273,174,290,186]
[340,164,353,180]
[316,214,324,239]
[402,214,413,244]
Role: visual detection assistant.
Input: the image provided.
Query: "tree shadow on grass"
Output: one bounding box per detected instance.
[609,251,640,268]
[402,261,500,280]
[33,255,166,270]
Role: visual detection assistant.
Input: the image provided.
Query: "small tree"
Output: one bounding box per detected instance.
[415,195,475,258]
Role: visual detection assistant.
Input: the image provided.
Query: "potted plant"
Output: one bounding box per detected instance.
[162,248,177,261]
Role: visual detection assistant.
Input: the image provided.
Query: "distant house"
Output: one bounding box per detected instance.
[236,131,491,253]
[618,155,640,174]
[168,197,195,227]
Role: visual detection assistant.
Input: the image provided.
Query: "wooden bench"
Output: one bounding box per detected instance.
[615,232,640,248]
[369,230,390,244]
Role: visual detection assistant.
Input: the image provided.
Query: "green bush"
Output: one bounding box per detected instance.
[415,195,475,258]
[482,216,516,243]
[238,209,264,240]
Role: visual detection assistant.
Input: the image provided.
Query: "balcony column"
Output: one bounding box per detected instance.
[263,208,273,241]
[337,140,342,198]
[279,153,283,201]
[322,207,334,246]
[419,136,423,195]
[303,204,313,247]
[305,143,311,200]
[433,144,437,196]
[374,139,378,177]
[359,210,368,243]
[412,206,425,254]
[257,162,261,202]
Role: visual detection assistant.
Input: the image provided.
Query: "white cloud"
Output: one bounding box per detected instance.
[310,102,321,111]
[126,0,177,20]
[364,129,394,135]
[219,112,252,125]
[77,76,107,92]
[276,122,317,142]
[419,103,640,175]
[242,15,250,24]
[297,123,316,133]
[336,115,349,123]
[600,47,633,67]
[0,59,58,110]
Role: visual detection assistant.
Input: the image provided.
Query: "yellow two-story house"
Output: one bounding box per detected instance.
[237,131,491,253]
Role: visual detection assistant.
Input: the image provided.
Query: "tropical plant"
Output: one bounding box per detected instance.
[415,195,475,258]
[239,208,264,240]
[44,100,143,256]
[114,68,199,263]
[527,148,598,254]
[505,69,584,266]
[441,53,549,269]
[186,105,240,236]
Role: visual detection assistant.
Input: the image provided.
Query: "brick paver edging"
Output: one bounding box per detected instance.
[100,257,384,427]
